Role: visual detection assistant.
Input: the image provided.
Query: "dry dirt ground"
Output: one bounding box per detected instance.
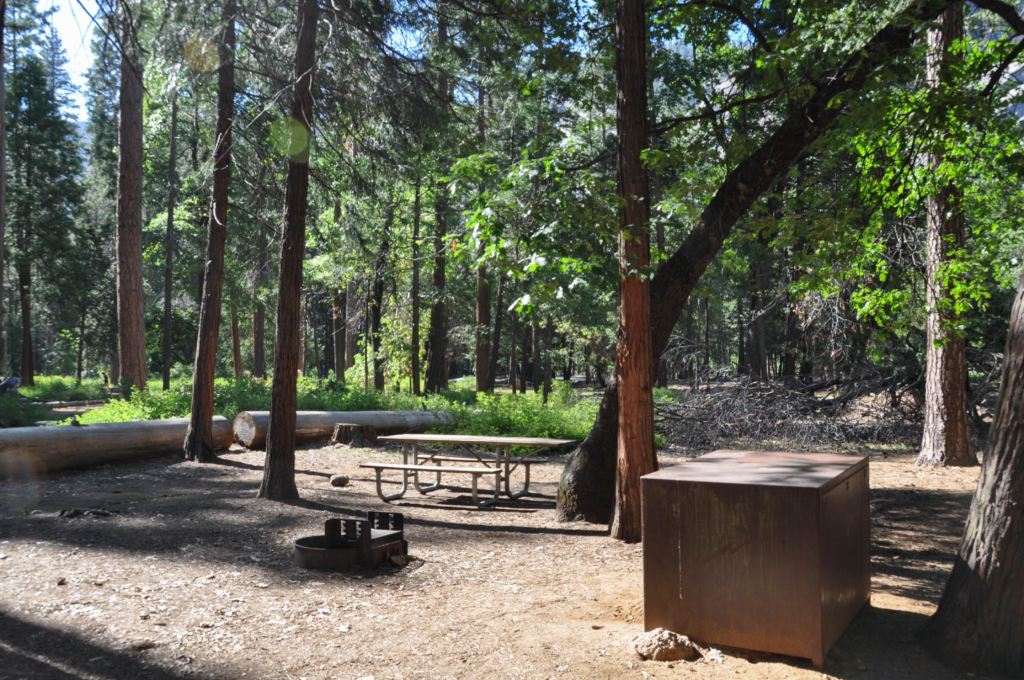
[0,441,990,680]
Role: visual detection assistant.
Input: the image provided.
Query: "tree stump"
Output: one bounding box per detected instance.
[331,423,378,448]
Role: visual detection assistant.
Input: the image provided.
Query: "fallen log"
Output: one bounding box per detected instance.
[0,417,232,479]
[233,410,450,449]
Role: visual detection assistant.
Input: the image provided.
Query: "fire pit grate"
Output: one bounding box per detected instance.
[294,512,407,570]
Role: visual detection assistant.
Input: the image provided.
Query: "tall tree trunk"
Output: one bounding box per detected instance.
[475,265,491,391]
[371,208,392,391]
[608,0,655,543]
[110,345,119,386]
[424,5,449,394]
[424,188,448,393]
[298,293,307,376]
[312,295,321,378]
[184,1,235,463]
[557,2,945,523]
[345,279,358,369]
[115,11,148,390]
[76,306,86,383]
[18,260,32,385]
[542,314,553,403]
[508,304,518,394]
[521,317,531,392]
[259,0,317,501]
[746,293,768,380]
[736,293,746,375]
[252,168,268,379]
[411,180,422,395]
[162,93,178,391]
[0,0,7,373]
[532,313,541,393]
[917,3,975,468]
[922,262,1024,674]
[485,272,504,391]
[332,288,345,383]
[231,303,242,379]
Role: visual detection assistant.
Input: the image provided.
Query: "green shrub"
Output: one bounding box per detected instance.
[0,396,54,427]
[20,377,108,402]
[66,375,596,445]
[440,391,596,444]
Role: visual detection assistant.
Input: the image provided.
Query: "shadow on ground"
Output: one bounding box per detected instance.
[0,609,202,680]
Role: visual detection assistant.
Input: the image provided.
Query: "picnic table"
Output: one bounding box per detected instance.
[359,434,577,509]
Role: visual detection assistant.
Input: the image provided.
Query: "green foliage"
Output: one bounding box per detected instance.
[441,392,597,443]
[66,374,591,442]
[0,396,53,428]
[20,377,108,402]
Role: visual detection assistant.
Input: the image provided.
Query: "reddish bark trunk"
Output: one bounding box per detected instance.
[259,0,317,501]
[608,0,656,543]
[115,13,148,391]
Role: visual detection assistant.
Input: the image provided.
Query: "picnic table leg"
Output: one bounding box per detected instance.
[373,467,409,502]
[503,445,533,499]
[472,472,499,509]
[412,441,442,494]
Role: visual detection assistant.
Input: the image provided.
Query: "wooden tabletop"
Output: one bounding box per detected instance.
[378,433,577,447]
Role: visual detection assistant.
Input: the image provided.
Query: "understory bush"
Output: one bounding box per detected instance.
[441,391,597,444]
[0,396,53,427]
[67,375,595,442]
[20,377,108,403]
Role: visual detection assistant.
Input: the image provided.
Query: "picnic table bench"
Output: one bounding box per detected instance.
[359,434,576,509]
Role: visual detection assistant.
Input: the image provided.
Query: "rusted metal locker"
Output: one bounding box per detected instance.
[642,451,870,667]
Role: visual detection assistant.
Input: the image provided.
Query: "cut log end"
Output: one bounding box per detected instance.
[233,411,267,449]
[330,423,378,448]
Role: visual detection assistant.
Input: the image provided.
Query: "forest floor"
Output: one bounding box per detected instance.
[0,439,989,680]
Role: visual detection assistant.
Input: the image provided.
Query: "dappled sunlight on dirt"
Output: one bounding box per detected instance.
[0,442,990,679]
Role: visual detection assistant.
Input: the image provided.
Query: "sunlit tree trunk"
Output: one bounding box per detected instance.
[185,0,235,463]
[607,0,656,543]
[115,10,148,390]
[259,0,317,501]
[917,3,975,468]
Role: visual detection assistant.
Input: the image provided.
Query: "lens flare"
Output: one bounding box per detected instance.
[184,36,218,73]
[270,117,310,160]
